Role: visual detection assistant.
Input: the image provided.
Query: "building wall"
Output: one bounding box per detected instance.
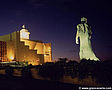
[37,54,44,64]
[0,34,11,41]
[44,43,52,62]
[0,41,7,62]
[0,30,52,65]
[0,32,17,61]
[34,42,44,54]
[6,41,15,61]
[21,39,52,63]
[0,32,39,65]
[21,39,37,50]
[16,41,39,65]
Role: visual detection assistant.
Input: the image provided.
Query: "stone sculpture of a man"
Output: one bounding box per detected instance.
[76,17,99,61]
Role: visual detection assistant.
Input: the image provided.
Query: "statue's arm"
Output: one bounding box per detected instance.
[76,25,79,44]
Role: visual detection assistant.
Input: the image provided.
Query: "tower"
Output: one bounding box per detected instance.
[20,25,30,40]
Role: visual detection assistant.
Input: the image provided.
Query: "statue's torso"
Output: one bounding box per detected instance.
[77,23,89,39]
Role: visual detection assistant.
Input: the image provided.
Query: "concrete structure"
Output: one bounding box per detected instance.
[0,25,52,65]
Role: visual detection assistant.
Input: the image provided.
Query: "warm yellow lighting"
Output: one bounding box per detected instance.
[10,56,14,60]
[7,49,15,61]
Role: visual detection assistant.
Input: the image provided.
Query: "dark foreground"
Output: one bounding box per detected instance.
[0,75,81,90]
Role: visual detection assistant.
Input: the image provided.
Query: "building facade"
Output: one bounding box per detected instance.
[0,41,7,62]
[0,25,52,65]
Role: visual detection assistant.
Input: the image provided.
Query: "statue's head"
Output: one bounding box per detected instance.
[81,17,87,23]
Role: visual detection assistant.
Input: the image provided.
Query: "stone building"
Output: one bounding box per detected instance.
[0,25,52,65]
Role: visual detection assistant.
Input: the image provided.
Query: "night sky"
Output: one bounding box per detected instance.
[0,0,112,61]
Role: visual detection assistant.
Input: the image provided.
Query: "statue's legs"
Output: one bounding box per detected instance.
[79,45,99,61]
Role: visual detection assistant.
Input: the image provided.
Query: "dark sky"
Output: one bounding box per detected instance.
[0,0,112,61]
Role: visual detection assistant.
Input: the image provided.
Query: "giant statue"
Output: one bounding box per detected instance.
[76,17,99,61]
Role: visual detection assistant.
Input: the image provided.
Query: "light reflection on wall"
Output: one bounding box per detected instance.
[7,52,14,61]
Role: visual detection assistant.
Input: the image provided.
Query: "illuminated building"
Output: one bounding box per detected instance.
[0,41,7,62]
[0,25,52,65]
